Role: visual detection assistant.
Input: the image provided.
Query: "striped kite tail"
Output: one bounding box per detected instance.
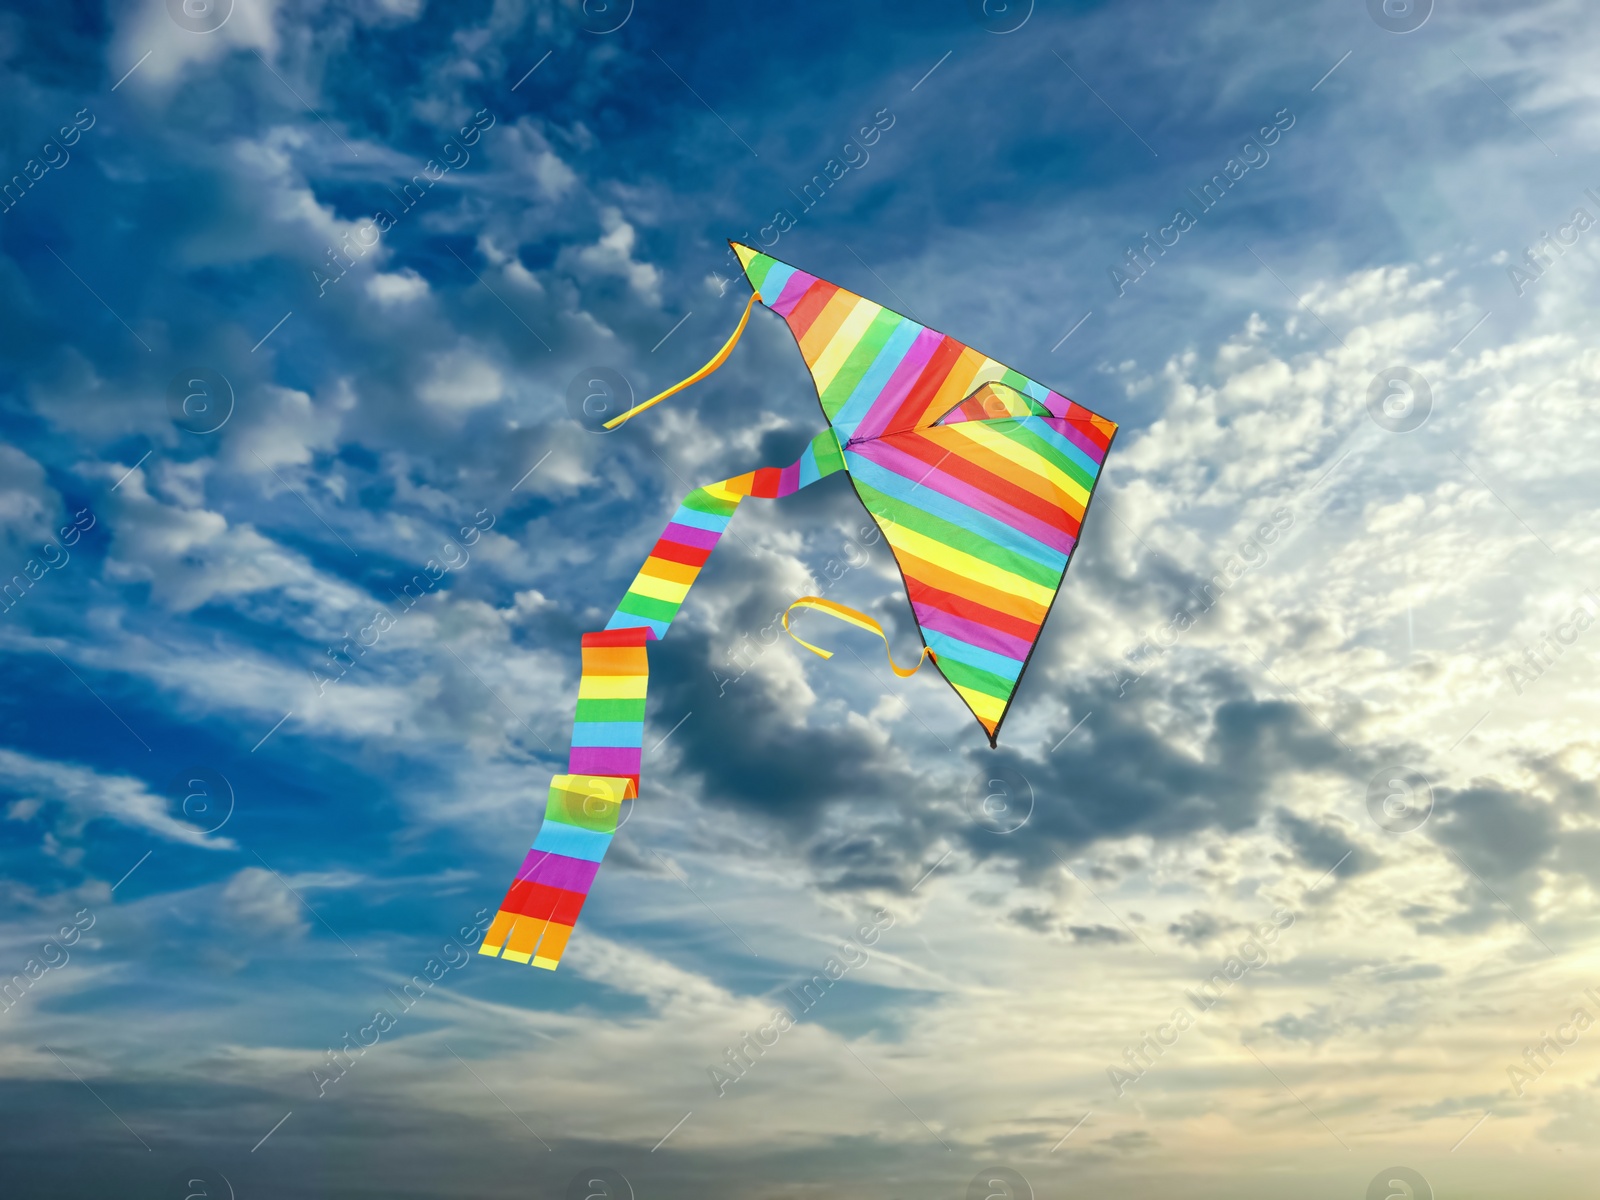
[478,629,649,970]
[481,430,847,971]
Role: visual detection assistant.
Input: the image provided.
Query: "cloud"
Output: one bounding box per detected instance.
[367,268,430,306]
[0,446,59,558]
[0,748,233,850]
[1168,910,1227,946]
[1275,809,1378,881]
[93,464,366,618]
[417,344,507,411]
[564,207,663,306]
[220,866,309,937]
[1431,782,1562,882]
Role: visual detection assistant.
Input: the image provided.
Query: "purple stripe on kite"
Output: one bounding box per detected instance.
[850,326,945,442]
[1043,417,1109,466]
[778,460,802,494]
[770,270,818,317]
[911,600,1033,661]
[660,522,723,551]
[847,439,1077,556]
[516,847,552,877]
[568,746,641,776]
[518,851,601,892]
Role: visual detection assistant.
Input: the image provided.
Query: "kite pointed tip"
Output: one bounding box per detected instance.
[729,240,759,270]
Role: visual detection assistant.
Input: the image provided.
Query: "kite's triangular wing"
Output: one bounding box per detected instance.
[733,242,1117,745]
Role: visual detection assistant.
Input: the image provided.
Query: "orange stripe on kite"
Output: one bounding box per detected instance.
[798,288,860,363]
[638,557,700,586]
[786,278,841,342]
[580,645,651,675]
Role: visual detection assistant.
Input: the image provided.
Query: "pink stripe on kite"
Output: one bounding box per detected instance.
[1043,417,1109,466]
[848,326,945,443]
[1042,391,1072,419]
[770,270,818,317]
[568,746,641,776]
[844,441,1077,557]
[911,600,1032,662]
[518,851,600,892]
[660,523,723,551]
[778,460,801,494]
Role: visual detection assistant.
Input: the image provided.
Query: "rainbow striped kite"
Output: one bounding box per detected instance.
[480,242,1117,970]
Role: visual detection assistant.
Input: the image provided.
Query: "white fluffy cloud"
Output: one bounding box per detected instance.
[417,344,507,411]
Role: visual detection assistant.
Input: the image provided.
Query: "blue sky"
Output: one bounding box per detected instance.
[3,1,1600,1197]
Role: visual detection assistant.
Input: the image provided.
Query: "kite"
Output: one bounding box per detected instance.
[479,242,1118,970]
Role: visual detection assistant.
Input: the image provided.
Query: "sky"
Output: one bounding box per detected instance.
[2,0,1599,1197]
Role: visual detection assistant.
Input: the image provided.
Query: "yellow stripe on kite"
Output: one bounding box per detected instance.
[553,774,636,803]
[878,521,1057,608]
[578,674,649,700]
[628,572,693,605]
[783,596,935,679]
[951,682,1006,725]
[702,481,748,505]
[945,419,1093,508]
[811,299,882,395]
[798,288,860,364]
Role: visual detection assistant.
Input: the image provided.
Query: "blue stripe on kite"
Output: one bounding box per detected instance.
[569,721,646,747]
[1021,417,1104,478]
[757,263,796,303]
[843,451,1068,572]
[670,504,734,533]
[922,629,1026,681]
[798,445,821,488]
[532,821,613,863]
[830,316,926,439]
[606,612,670,638]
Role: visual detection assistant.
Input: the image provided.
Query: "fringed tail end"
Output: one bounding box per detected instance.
[478,911,573,969]
[479,773,638,971]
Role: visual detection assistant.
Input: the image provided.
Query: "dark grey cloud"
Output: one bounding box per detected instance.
[1168,910,1228,946]
[954,670,1360,883]
[1260,1006,1338,1045]
[649,619,1368,909]
[1068,923,1129,945]
[1274,808,1379,880]
[1431,782,1561,881]
[1408,780,1569,944]
[1008,905,1057,934]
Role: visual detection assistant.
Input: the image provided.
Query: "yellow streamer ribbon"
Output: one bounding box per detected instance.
[603,291,761,430]
[783,596,936,679]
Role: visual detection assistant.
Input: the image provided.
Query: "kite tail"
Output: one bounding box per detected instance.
[479,631,647,969]
[482,429,846,970]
